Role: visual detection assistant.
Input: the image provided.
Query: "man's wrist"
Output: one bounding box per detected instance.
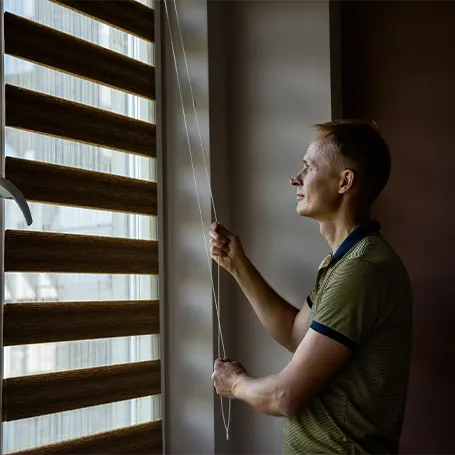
[232,373,250,400]
[232,256,251,282]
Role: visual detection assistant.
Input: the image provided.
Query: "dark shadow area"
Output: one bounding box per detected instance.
[341,2,455,452]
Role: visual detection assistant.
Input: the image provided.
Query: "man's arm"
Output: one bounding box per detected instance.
[210,222,309,352]
[213,259,385,415]
[231,328,351,416]
[232,257,310,352]
[225,259,386,415]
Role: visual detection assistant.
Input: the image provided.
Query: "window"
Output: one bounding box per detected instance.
[2,0,161,453]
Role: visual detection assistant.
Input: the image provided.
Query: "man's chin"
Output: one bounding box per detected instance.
[296,207,312,218]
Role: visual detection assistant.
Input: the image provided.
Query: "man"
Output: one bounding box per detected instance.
[210,119,412,454]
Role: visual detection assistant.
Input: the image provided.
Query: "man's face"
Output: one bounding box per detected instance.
[290,136,343,221]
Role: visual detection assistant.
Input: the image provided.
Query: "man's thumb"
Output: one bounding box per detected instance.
[216,223,231,237]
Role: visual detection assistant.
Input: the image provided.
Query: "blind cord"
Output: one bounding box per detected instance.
[163,0,231,441]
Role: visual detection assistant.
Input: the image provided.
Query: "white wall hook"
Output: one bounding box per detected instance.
[0,176,33,226]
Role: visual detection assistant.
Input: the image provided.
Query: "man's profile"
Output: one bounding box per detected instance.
[210,119,412,454]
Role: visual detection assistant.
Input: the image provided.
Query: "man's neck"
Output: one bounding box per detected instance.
[319,214,371,254]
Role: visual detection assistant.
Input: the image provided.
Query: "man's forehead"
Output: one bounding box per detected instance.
[304,137,331,161]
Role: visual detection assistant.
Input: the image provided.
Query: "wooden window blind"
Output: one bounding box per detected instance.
[1,0,161,453]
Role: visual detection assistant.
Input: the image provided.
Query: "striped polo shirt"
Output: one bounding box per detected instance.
[282,220,413,454]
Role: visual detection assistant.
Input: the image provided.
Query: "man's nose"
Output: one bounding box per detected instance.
[290,175,301,186]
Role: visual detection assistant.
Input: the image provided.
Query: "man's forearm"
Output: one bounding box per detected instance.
[233,374,290,417]
[232,258,298,351]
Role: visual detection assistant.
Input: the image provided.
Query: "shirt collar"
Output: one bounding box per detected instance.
[330,220,381,263]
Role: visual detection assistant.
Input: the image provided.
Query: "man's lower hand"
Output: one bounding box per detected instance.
[212,357,248,398]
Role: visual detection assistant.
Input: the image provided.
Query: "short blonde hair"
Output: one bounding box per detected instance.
[313,119,391,204]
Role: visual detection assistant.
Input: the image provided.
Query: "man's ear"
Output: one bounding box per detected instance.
[338,169,355,194]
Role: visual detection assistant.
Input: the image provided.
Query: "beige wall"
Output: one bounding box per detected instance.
[164,1,455,454]
[341,2,455,453]
[161,0,218,452]
[164,0,455,452]
[163,0,335,452]
[223,1,334,453]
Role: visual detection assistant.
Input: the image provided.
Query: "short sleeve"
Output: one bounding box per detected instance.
[310,259,388,350]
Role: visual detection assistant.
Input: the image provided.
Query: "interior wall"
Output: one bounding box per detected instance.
[164,0,454,453]
[207,1,233,453]
[341,2,455,453]
[224,1,334,453]
[161,0,220,453]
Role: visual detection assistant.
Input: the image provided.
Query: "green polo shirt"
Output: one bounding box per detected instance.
[282,221,412,454]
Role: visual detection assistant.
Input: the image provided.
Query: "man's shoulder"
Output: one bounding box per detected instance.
[329,256,388,289]
[337,233,411,293]
[346,234,406,271]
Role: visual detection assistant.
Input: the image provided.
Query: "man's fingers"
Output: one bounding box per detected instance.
[210,228,229,245]
[211,222,232,237]
[214,356,231,366]
[216,223,232,237]
[210,239,230,253]
[210,246,228,257]
[209,231,228,245]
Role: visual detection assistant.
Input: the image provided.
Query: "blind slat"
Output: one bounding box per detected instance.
[4,12,155,100]
[6,157,157,216]
[8,421,162,455]
[5,230,158,274]
[4,300,160,346]
[51,0,155,42]
[3,2,161,451]
[5,85,156,157]
[3,361,161,421]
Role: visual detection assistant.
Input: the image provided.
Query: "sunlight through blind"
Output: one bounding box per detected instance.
[2,0,161,453]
